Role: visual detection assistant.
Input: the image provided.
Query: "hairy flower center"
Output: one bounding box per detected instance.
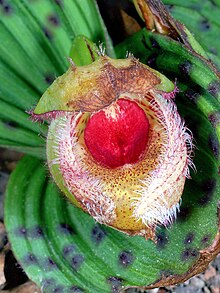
[84,98,150,168]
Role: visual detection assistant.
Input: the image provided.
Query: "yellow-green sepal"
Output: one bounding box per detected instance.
[69,35,100,66]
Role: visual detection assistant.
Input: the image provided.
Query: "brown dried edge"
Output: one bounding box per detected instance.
[135,0,220,79]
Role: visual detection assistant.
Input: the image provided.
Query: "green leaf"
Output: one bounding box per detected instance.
[0,141,45,159]
[69,35,100,66]
[162,0,220,67]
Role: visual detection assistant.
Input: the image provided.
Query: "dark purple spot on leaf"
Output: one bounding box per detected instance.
[48,14,60,26]
[71,255,84,270]
[28,226,44,238]
[208,133,219,159]
[208,81,220,98]
[4,121,18,128]
[44,73,55,85]
[147,53,158,68]
[185,87,201,103]
[179,60,192,76]
[200,19,211,31]
[42,278,55,289]
[208,112,220,127]
[43,27,53,40]
[119,251,134,267]
[0,0,5,5]
[181,248,199,261]
[184,232,195,245]
[68,286,84,292]
[45,258,58,269]
[198,179,216,206]
[201,234,211,246]
[23,253,37,265]
[3,4,12,14]
[149,36,160,49]
[156,231,169,249]
[203,179,216,197]
[15,227,27,237]
[178,206,191,222]
[91,224,106,244]
[107,276,123,293]
[63,245,75,256]
[58,223,74,235]
[54,0,63,6]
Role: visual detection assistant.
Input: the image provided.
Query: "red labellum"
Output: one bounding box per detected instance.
[84,99,150,168]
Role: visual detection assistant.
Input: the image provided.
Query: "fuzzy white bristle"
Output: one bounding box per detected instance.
[126,52,135,59]
[132,94,194,227]
[98,43,106,56]
[50,113,116,224]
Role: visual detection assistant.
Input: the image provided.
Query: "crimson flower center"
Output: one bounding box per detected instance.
[84,98,150,168]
